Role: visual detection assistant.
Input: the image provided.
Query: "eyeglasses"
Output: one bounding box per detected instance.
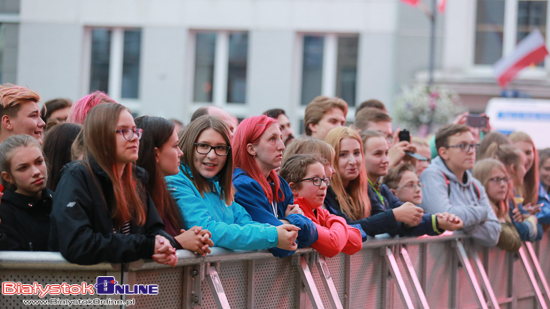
[445,143,479,153]
[396,182,424,190]
[298,177,331,187]
[488,176,510,185]
[116,128,143,141]
[194,143,231,156]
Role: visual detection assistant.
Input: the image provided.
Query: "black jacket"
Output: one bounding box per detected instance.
[49,159,175,265]
[325,186,398,236]
[0,188,53,251]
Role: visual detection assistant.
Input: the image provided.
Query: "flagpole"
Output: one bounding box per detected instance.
[428,0,436,86]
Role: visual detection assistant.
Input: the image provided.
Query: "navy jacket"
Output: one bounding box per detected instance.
[367,183,443,237]
[233,168,318,257]
[509,199,543,242]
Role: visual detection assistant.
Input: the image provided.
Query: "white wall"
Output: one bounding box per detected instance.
[17,0,420,128]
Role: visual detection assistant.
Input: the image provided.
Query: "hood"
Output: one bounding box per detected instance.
[431,156,474,188]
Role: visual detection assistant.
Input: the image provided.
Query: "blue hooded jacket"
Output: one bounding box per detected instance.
[166,164,279,251]
[233,168,318,257]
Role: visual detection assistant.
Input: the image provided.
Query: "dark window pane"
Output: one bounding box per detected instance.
[301,36,324,106]
[90,29,111,93]
[336,36,358,107]
[474,0,505,65]
[518,0,547,67]
[227,32,248,104]
[121,29,141,99]
[193,32,216,102]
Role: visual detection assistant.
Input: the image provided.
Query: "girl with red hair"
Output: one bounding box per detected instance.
[232,115,318,258]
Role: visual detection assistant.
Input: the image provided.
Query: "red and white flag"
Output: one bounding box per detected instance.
[494,28,549,88]
[400,0,420,7]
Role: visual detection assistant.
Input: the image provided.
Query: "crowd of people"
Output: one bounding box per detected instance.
[0,83,548,268]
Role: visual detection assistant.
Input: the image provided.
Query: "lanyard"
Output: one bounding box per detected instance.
[271,201,278,218]
[368,178,384,204]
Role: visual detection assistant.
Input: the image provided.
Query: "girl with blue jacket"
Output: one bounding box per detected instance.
[232,115,318,258]
[165,115,299,252]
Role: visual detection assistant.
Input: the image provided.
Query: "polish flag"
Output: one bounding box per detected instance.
[438,0,447,13]
[400,0,420,7]
[494,29,549,88]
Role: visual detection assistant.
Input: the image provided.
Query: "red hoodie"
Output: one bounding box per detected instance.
[294,197,362,257]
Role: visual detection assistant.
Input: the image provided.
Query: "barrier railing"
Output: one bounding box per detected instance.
[1,231,549,309]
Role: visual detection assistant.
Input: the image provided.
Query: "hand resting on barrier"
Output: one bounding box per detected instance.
[276,224,300,251]
[153,235,178,267]
[436,212,464,231]
[175,226,215,257]
[393,202,424,227]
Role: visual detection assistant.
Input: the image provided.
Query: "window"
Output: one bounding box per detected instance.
[475,0,547,65]
[300,34,359,107]
[192,31,249,104]
[88,28,142,101]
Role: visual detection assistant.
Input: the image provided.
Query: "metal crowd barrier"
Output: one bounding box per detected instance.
[1,231,550,309]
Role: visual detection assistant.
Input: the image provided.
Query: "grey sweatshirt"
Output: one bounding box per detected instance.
[419,156,501,247]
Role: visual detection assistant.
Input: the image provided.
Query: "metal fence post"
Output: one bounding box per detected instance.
[400,245,430,309]
[384,246,415,309]
[454,239,489,309]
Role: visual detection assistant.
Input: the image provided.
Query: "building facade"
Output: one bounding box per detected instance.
[7,0,550,131]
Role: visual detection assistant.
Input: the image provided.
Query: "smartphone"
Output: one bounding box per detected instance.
[405,151,428,161]
[398,129,411,143]
[466,114,488,128]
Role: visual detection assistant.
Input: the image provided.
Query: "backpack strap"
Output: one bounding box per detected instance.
[472,182,481,200]
[442,172,451,197]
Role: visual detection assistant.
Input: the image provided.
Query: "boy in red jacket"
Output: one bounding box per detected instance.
[280,154,362,257]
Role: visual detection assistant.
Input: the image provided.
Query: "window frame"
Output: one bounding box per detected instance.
[82,26,143,112]
[188,30,250,120]
[470,0,550,77]
[294,32,360,132]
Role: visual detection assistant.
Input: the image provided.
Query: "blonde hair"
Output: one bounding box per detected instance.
[282,136,333,166]
[304,96,348,136]
[473,159,510,218]
[325,127,371,220]
[509,131,539,206]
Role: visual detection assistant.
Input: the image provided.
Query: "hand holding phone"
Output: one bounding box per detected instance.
[466,114,488,128]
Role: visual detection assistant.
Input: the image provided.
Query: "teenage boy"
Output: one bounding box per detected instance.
[0,84,45,145]
[361,130,463,236]
[355,107,416,169]
[304,96,347,140]
[419,124,501,247]
[264,108,295,145]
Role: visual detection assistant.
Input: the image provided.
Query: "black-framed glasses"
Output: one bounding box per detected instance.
[445,143,479,153]
[194,143,231,156]
[396,182,424,190]
[489,176,510,185]
[298,177,330,187]
[116,128,143,141]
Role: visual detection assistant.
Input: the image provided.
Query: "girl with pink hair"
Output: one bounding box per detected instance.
[232,115,318,258]
[68,91,116,124]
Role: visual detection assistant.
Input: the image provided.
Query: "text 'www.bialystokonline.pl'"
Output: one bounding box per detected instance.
[21,297,136,307]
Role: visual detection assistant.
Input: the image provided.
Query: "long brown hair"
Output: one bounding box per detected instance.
[83,103,146,227]
[485,142,524,195]
[325,127,371,220]
[135,116,183,231]
[179,115,234,205]
[473,159,511,218]
[509,131,539,206]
